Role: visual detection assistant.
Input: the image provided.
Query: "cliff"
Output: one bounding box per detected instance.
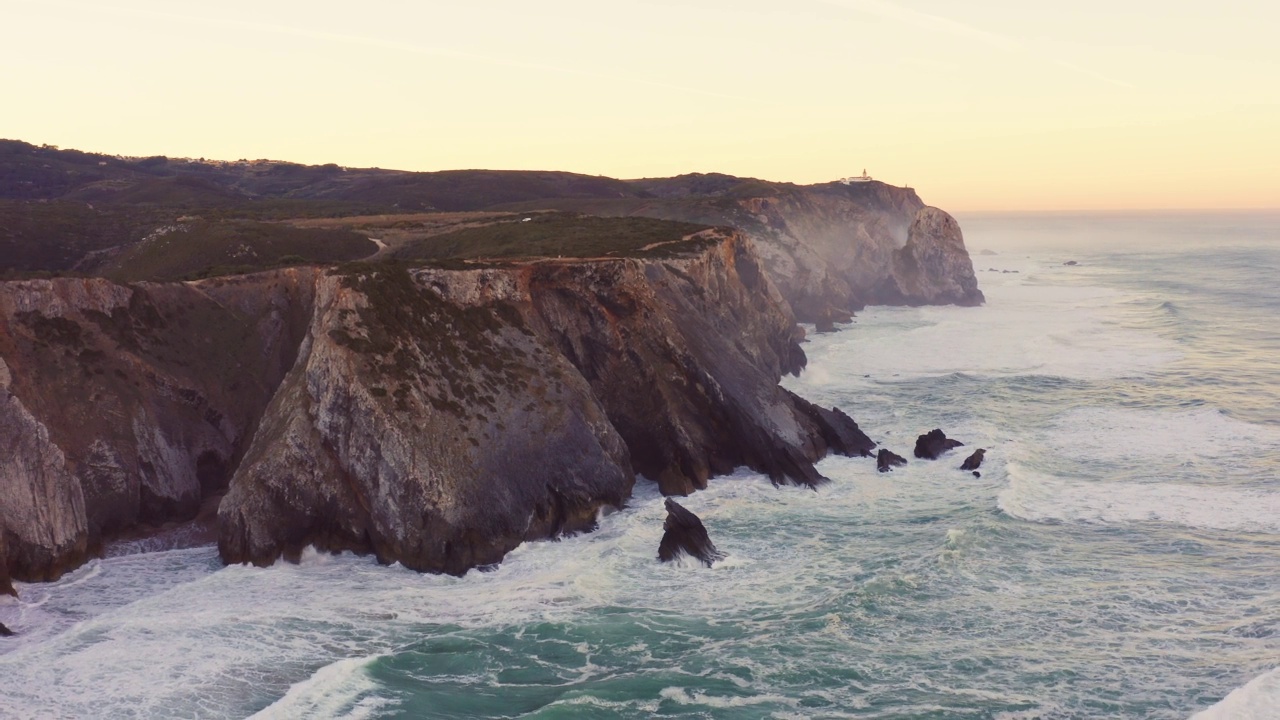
[0,271,315,583]
[0,141,971,583]
[499,178,985,326]
[1,231,873,582]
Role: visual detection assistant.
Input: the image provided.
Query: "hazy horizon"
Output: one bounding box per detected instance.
[5,0,1277,212]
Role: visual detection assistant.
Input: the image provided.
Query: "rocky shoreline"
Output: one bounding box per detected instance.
[0,169,983,588]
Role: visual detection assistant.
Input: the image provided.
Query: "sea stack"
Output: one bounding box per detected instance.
[915,429,964,460]
[960,449,986,471]
[658,499,723,568]
[877,449,908,473]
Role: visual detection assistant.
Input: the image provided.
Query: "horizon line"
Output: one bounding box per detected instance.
[8,137,1277,216]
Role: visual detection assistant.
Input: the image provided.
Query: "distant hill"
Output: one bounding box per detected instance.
[0,140,648,211]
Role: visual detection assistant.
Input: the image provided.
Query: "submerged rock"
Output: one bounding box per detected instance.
[1064,260,1079,266]
[972,471,981,478]
[914,429,964,460]
[0,623,13,637]
[877,448,908,473]
[960,449,986,471]
[658,499,723,568]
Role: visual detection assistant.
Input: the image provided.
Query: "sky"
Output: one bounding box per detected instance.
[3,0,1277,211]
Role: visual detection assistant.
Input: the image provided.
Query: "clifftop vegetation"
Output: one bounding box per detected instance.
[0,141,731,280]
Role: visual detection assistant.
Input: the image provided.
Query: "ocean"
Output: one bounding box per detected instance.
[1,211,1278,719]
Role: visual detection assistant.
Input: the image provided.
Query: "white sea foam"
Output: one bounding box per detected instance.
[1041,407,1280,464]
[658,686,799,708]
[1191,667,1280,720]
[796,278,1180,385]
[249,655,391,720]
[998,463,1280,533]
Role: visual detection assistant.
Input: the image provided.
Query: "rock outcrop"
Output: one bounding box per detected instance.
[914,429,964,460]
[868,207,985,307]
[0,622,14,637]
[220,231,876,572]
[658,498,723,567]
[216,264,633,575]
[960,449,986,471]
[877,448,908,473]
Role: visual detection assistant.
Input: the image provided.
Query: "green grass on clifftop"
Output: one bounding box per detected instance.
[391,212,715,263]
[101,220,377,282]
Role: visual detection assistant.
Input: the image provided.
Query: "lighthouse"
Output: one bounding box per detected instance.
[840,169,873,184]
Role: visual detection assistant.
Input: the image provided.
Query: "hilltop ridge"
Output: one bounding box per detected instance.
[1,140,982,322]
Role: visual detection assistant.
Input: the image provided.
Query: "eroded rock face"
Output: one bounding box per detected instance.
[868,208,984,307]
[0,271,317,583]
[217,266,633,575]
[658,498,723,567]
[877,448,908,473]
[513,235,871,494]
[914,429,964,460]
[614,181,983,321]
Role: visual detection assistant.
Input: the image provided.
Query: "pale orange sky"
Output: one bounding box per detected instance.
[3,0,1277,211]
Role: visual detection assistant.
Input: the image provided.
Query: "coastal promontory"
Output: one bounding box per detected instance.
[0,141,979,583]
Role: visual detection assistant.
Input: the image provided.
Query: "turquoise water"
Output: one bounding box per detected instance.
[1,212,1278,719]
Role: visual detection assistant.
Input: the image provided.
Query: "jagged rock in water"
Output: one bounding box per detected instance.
[0,623,13,637]
[877,448,908,473]
[960,449,986,471]
[658,499,723,568]
[972,471,981,478]
[788,395,876,460]
[914,429,964,460]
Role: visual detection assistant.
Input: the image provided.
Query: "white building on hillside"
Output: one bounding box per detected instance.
[840,169,873,184]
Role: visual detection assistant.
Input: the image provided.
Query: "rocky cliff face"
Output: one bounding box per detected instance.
[698,183,982,322]
[559,179,984,325]
[0,272,315,584]
[216,265,634,574]
[866,206,985,307]
[1,232,874,583]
